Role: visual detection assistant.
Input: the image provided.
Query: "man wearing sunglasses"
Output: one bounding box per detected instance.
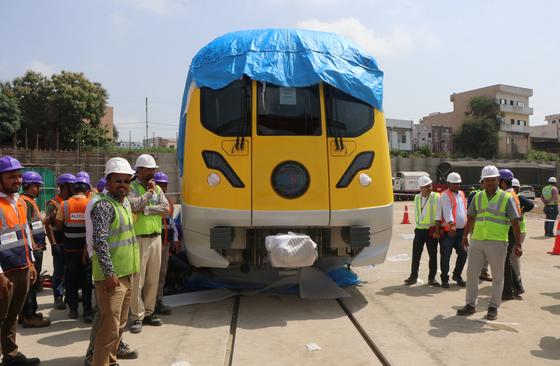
[90,157,140,366]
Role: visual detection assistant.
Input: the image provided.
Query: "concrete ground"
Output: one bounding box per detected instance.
[12,201,560,365]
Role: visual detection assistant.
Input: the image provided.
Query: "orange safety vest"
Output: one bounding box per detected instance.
[441,189,467,232]
[0,196,33,272]
[21,194,47,249]
[62,195,89,252]
[506,188,521,216]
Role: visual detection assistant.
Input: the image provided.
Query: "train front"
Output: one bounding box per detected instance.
[177,29,393,271]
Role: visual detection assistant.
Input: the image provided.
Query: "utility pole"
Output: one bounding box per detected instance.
[145,97,148,149]
[129,130,132,151]
[153,131,156,149]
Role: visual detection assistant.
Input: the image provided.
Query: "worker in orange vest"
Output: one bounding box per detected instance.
[0,156,41,366]
[45,173,75,310]
[435,172,468,288]
[56,175,93,322]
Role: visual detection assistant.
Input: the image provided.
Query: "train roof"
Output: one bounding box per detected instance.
[177,28,384,175]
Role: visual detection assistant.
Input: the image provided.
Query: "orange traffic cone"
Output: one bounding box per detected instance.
[548,221,560,255]
[401,205,411,224]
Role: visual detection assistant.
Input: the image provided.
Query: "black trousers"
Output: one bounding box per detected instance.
[544,205,558,236]
[21,250,44,317]
[410,228,438,280]
[503,229,521,297]
[64,252,93,312]
[440,229,467,281]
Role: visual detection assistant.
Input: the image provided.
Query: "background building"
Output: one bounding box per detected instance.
[413,123,453,154]
[386,118,413,152]
[143,137,177,149]
[530,114,560,152]
[420,84,533,157]
[100,106,114,139]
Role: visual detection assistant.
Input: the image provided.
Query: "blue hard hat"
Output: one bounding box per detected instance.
[0,156,24,174]
[22,171,44,185]
[57,173,76,185]
[75,176,91,187]
[76,171,91,184]
[154,172,169,184]
[96,177,107,192]
[499,169,514,181]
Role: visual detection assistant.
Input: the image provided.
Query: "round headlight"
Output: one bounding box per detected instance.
[271,161,310,199]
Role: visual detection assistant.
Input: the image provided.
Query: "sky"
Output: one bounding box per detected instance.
[1,0,559,141]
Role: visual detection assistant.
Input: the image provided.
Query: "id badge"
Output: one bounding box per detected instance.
[32,221,43,230]
[70,213,85,220]
[0,231,18,245]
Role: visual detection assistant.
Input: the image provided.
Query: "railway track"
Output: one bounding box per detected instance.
[223,295,393,366]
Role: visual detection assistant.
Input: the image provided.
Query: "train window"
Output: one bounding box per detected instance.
[325,84,374,137]
[200,79,251,137]
[257,82,321,136]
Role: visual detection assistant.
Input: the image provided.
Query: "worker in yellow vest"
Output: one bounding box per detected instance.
[541,177,558,237]
[91,157,140,365]
[404,175,440,286]
[457,165,521,321]
[128,154,169,334]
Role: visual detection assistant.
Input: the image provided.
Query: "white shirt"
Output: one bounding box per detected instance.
[436,190,467,229]
[0,192,35,273]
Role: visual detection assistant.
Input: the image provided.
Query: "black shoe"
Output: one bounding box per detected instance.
[452,274,466,287]
[486,307,498,320]
[456,304,476,316]
[428,279,440,287]
[1,352,40,366]
[155,300,172,315]
[479,272,492,282]
[55,296,66,310]
[142,314,163,326]
[441,281,450,289]
[83,310,93,324]
[117,340,139,359]
[403,276,417,285]
[68,309,79,319]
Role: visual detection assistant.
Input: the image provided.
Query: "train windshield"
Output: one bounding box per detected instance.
[200,79,251,136]
[325,84,374,137]
[257,82,321,136]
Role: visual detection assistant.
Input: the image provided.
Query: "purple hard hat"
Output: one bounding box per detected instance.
[0,156,24,174]
[22,171,44,185]
[76,171,91,184]
[75,176,91,187]
[57,173,76,185]
[96,177,107,192]
[154,172,169,184]
[499,169,514,181]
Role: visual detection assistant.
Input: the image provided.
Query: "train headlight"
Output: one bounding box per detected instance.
[208,172,221,186]
[359,173,372,187]
[271,161,310,199]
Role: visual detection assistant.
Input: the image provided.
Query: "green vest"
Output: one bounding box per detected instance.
[130,181,163,235]
[542,185,556,204]
[471,189,511,242]
[92,195,140,281]
[519,216,526,234]
[415,192,439,229]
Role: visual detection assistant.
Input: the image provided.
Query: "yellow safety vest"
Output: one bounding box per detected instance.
[130,181,163,235]
[542,185,556,204]
[471,189,511,242]
[414,192,439,229]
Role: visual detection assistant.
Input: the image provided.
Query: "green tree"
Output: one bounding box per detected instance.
[112,126,119,141]
[0,89,21,143]
[50,71,109,149]
[454,96,500,158]
[10,71,54,148]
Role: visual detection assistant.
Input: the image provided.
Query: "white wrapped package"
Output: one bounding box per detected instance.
[265,232,318,268]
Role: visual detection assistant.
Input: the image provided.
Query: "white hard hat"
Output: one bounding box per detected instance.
[447,172,462,184]
[548,177,557,183]
[418,175,432,187]
[104,157,135,177]
[481,165,500,179]
[135,154,159,169]
[512,178,520,187]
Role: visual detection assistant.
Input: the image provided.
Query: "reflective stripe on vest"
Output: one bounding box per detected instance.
[63,196,89,250]
[92,196,139,281]
[441,189,467,231]
[542,185,557,204]
[130,181,163,235]
[414,192,439,229]
[0,197,32,271]
[21,194,46,247]
[471,189,511,242]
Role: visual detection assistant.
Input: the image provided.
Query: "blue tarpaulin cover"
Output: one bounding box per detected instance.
[177,28,384,175]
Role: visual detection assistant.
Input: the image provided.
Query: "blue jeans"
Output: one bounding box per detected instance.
[543,205,558,236]
[440,229,467,281]
[51,244,65,299]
